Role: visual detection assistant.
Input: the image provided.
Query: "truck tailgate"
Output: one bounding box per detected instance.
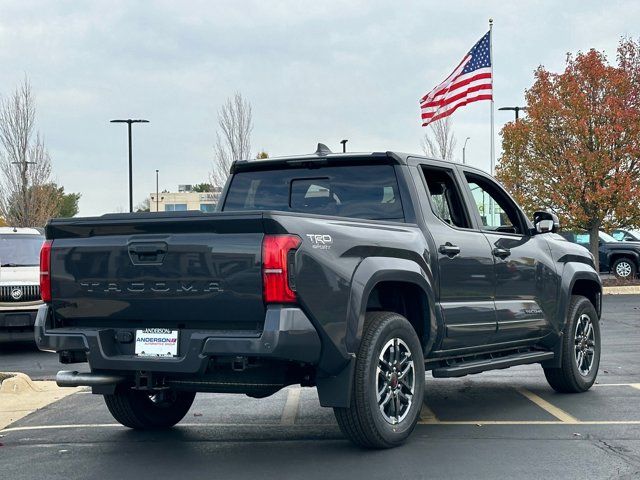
[47,213,266,330]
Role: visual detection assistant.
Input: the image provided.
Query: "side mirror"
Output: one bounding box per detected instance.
[533,211,559,234]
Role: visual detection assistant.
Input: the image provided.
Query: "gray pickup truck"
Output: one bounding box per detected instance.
[36,147,602,448]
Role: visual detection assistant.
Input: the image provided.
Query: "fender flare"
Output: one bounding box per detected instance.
[543,265,602,368]
[344,256,437,355]
[607,250,640,269]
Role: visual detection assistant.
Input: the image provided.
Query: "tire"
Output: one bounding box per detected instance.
[612,258,636,279]
[104,388,196,429]
[543,295,600,393]
[333,311,425,449]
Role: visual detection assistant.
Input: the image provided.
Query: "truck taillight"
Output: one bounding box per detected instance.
[40,240,52,302]
[262,234,301,304]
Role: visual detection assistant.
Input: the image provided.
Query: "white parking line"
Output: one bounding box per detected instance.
[280,387,301,425]
[515,387,578,423]
[593,383,640,388]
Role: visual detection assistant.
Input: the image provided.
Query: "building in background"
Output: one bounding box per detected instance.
[150,185,223,213]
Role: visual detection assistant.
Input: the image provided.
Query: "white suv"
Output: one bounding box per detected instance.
[0,227,45,342]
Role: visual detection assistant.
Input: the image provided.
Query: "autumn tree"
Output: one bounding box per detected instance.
[496,41,640,270]
[210,93,253,189]
[422,117,457,161]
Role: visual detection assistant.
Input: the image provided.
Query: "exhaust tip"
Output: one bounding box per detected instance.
[56,370,126,388]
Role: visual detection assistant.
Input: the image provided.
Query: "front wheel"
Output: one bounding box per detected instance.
[543,295,601,393]
[334,311,425,449]
[104,388,196,429]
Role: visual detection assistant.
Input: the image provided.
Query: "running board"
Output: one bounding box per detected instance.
[431,351,554,378]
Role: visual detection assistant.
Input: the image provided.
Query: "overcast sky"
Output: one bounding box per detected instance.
[1,1,638,216]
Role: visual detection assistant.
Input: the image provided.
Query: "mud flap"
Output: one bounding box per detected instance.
[541,331,563,368]
[316,356,355,408]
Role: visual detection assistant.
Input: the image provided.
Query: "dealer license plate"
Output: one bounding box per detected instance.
[135,328,179,357]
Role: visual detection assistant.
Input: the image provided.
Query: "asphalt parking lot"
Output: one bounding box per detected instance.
[1,295,639,479]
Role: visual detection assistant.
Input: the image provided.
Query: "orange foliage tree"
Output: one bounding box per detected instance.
[497,39,640,269]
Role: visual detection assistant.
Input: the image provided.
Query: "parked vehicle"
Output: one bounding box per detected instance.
[0,227,45,342]
[611,228,640,242]
[36,147,602,448]
[560,231,640,279]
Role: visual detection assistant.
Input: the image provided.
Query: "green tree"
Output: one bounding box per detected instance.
[496,40,640,270]
[192,183,212,192]
[57,188,81,217]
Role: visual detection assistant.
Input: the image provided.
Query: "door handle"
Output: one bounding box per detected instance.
[492,247,511,259]
[128,242,168,265]
[439,243,461,258]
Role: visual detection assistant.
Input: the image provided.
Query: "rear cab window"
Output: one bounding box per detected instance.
[223,164,405,222]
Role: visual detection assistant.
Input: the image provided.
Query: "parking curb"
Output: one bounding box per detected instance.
[602,285,640,295]
[0,372,81,430]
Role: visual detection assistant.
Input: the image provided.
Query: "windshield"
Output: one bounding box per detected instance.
[599,231,618,243]
[0,234,45,267]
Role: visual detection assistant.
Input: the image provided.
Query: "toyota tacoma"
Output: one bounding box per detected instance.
[36,146,602,448]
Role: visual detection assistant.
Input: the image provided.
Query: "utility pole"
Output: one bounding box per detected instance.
[498,106,527,122]
[340,139,348,153]
[110,119,149,212]
[462,137,471,165]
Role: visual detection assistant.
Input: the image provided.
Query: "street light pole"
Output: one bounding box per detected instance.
[498,106,527,122]
[462,137,471,164]
[340,139,348,153]
[155,169,159,213]
[110,118,149,213]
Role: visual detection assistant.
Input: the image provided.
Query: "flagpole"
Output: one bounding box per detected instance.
[489,18,495,175]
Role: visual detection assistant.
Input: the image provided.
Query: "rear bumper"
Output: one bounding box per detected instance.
[0,309,38,343]
[34,304,322,374]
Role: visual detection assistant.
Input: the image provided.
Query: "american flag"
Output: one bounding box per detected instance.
[420,31,492,126]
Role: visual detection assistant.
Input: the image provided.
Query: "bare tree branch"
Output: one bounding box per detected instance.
[210,92,253,188]
[422,117,457,161]
[0,77,57,227]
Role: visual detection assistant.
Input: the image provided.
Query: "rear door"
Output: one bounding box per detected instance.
[458,169,557,344]
[415,163,497,351]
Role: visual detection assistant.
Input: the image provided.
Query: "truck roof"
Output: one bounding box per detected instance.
[0,227,44,236]
[230,144,489,176]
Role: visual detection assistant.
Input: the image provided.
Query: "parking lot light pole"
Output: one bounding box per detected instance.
[462,137,471,164]
[498,106,527,122]
[110,119,149,212]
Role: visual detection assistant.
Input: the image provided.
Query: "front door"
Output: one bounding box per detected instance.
[460,171,557,344]
[417,165,497,351]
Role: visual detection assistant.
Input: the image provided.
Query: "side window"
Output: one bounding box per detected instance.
[575,233,590,245]
[464,174,525,235]
[421,166,470,229]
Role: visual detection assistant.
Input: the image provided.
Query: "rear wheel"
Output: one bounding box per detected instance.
[104,388,196,429]
[612,258,636,279]
[334,311,425,449]
[544,295,600,393]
